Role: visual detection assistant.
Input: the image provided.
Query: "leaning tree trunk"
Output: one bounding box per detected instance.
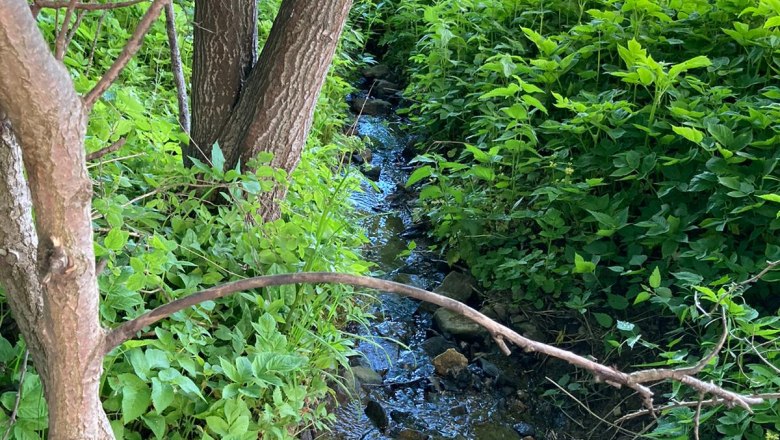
[0,2,112,438]
[188,0,353,221]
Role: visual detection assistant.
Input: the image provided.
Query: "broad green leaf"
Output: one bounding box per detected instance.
[119,374,151,423]
[669,56,711,78]
[405,165,433,187]
[573,253,596,274]
[151,378,174,413]
[594,313,613,328]
[211,143,225,173]
[649,267,661,289]
[478,83,520,100]
[672,125,704,144]
[104,228,129,251]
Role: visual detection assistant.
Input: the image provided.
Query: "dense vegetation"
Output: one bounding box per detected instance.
[372,0,780,438]
[0,0,778,439]
[1,2,374,439]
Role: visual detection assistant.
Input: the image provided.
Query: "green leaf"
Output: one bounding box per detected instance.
[669,55,711,78]
[649,267,662,289]
[142,413,166,439]
[634,291,652,305]
[405,165,433,187]
[151,378,174,413]
[478,83,520,100]
[594,313,614,328]
[758,194,780,203]
[104,228,129,251]
[211,143,225,173]
[119,374,151,422]
[672,125,704,144]
[573,253,596,274]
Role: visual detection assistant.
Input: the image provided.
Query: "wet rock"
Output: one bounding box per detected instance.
[395,429,427,440]
[513,422,536,437]
[349,148,372,165]
[390,409,413,424]
[432,348,468,376]
[371,79,401,99]
[435,271,476,303]
[363,165,381,181]
[364,64,390,79]
[352,97,393,115]
[365,399,389,431]
[351,366,383,386]
[478,358,501,378]
[433,308,487,340]
[473,423,522,440]
[422,336,457,358]
[450,404,467,416]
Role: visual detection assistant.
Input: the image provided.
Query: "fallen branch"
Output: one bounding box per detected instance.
[102,271,766,414]
[83,0,167,109]
[33,0,148,11]
[86,137,126,161]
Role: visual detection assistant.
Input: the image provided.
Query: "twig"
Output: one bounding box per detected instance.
[163,1,189,134]
[740,260,779,285]
[1,350,30,440]
[693,392,704,440]
[86,138,126,161]
[33,0,148,11]
[616,393,780,423]
[83,0,168,110]
[545,376,640,438]
[62,9,87,56]
[54,0,78,60]
[85,11,106,76]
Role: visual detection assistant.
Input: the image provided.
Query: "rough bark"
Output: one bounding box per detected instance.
[184,0,257,165]
[218,0,353,220]
[0,1,110,438]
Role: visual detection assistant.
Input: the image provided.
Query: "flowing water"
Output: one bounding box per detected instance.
[323,112,569,440]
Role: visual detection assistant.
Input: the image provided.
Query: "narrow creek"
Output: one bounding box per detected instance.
[320,71,571,440]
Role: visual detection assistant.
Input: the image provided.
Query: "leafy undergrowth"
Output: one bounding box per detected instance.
[371,0,780,438]
[0,2,377,440]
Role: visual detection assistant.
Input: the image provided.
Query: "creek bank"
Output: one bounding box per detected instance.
[318,62,576,440]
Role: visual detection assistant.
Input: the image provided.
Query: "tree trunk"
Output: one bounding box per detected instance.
[189,0,353,220]
[184,0,257,165]
[0,2,110,438]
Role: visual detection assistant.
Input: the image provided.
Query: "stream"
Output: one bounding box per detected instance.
[319,81,571,440]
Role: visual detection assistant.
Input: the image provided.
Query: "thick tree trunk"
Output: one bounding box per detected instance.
[188,0,352,220]
[0,2,110,438]
[184,0,257,165]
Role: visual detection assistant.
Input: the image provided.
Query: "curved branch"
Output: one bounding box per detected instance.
[103,272,765,412]
[33,0,148,11]
[82,0,167,109]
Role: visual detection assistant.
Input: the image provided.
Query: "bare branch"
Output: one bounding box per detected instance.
[34,0,148,11]
[86,137,126,161]
[53,0,77,60]
[83,0,168,110]
[164,1,189,133]
[62,9,87,56]
[85,11,106,75]
[741,260,779,286]
[617,393,780,423]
